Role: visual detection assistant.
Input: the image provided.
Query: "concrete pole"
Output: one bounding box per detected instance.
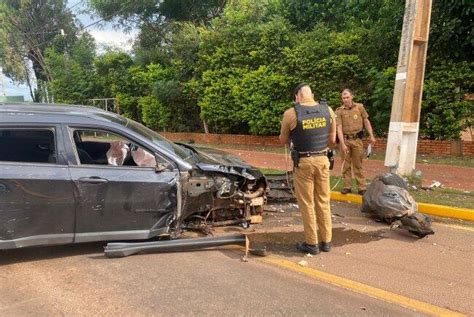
[385,0,432,176]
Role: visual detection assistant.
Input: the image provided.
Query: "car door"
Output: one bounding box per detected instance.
[0,126,75,249]
[64,126,179,243]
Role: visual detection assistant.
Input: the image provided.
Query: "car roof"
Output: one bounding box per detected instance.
[0,102,126,125]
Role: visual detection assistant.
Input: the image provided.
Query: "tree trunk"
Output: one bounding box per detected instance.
[203,119,209,134]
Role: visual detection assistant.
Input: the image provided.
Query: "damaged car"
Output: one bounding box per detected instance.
[0,103,267,249]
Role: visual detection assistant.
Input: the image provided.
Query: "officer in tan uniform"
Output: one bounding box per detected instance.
[279,83,336,255]
[335,89,375,195]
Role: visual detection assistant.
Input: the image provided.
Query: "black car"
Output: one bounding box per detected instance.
[0,103,266,249]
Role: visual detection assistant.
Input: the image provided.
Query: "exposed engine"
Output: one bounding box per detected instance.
[180,168,267,232]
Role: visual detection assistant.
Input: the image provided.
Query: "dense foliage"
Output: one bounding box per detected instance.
[1,0,472,139]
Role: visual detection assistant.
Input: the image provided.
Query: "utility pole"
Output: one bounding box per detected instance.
[384,0,432,175]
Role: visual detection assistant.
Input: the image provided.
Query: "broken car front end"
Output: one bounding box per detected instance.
[176,145,267,234]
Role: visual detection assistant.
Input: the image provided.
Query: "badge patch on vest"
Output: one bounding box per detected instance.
[302,117,327,130]
[353,114,358,120]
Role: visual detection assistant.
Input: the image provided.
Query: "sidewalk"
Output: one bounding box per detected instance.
[223,149,474,192]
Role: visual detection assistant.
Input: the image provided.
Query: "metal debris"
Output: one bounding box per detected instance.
[429,181,442,188]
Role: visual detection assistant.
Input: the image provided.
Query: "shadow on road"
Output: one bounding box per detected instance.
[0,242,107,266]
[247,227,387,258]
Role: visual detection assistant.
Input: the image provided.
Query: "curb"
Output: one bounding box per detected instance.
[330,192,474,221]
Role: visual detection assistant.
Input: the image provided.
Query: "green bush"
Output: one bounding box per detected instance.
[368,67,396,137]
[198,68,248,134]
[116,93,140,121]
[139,95,171,130]
[421,61,473,140]
[233,66,294,135]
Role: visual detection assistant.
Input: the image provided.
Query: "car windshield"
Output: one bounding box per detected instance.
[123,119,194,163]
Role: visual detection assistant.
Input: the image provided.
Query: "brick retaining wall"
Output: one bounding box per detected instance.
[160,132,474,157]
[463,141,474,156]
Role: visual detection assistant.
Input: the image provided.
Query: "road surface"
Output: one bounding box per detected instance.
[1,202,472,316]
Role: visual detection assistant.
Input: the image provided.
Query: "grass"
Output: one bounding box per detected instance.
[259,168,287,174]
[368,152,474,168]
[259,168,473,209]
[410,188,474,209]
[186,142,474,168]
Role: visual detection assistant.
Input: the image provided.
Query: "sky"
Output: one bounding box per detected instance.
[1,0,137,101]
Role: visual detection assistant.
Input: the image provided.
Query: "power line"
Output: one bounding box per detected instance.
[30,3,132,48]
[18,0,102,36]
[67,0,84,11]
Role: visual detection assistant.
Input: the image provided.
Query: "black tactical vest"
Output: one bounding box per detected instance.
[290,101,331,152]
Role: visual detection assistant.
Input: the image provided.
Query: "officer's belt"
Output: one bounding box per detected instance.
[298,150,327,158]
[344,133,361,140]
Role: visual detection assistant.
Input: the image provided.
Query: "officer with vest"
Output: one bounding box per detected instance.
[279,83,336,255]
[335,88,376,195]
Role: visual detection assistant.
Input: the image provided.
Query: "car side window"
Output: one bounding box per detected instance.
[0,128,57,164]
[71,129,157,167]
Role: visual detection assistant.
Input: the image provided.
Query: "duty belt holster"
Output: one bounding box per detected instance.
[292,150,330,168]
[327,150,334,170]
[298,151,327,158]
[291,149,300,168]
[344,130,364,140]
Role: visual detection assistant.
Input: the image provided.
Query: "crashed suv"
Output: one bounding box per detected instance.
[0,103,266,249]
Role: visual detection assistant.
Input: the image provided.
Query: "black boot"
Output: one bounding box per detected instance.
[320,241,332,252]
[296,242,320,255]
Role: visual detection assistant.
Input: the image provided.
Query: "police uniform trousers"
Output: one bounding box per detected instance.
[293,155,332,245]
[341,138,366,190]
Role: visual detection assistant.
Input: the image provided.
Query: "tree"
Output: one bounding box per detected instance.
[80,0,472,140]
[0,0,80,100]
[194,2,295,134]
[428,0,473,64]
[45,33,99,104]
[421,61,473,140]
[87,0,227,65]
[94,51,134,99]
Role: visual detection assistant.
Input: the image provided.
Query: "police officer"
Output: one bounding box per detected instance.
[335,88,376,195]
[279,83,336,255]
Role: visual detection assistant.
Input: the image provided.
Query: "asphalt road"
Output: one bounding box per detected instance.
[1,202,472,316]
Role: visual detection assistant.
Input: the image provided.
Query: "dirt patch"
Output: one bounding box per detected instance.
[224,149,474,191]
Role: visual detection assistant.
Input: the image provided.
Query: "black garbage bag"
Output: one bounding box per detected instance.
[361,174,416,222]
[362,173,434,238]
[378,172,408,189]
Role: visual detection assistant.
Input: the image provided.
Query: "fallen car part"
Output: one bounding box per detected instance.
[105,234,248,258]
[264,173,295,202]
[391,212,434,238]
[249,247,268,257]
[362,173,434,238]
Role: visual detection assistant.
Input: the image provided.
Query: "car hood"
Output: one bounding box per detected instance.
[176,144,262,180]
[178,144,251,167]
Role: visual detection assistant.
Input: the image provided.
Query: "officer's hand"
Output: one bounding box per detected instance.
[370,137,376,146]
[341,144,349,154]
